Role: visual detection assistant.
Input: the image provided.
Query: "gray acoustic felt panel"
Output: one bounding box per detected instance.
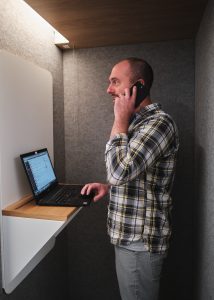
[195,0,214,299]
[63,39,195,300]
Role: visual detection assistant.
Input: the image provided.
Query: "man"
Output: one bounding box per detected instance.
[81,58,179,300]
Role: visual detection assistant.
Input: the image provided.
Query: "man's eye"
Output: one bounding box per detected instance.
[112,80,119,86]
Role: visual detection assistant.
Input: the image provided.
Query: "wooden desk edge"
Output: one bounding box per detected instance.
[2,194,79,221]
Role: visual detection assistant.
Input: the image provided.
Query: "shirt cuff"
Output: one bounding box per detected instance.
[105,133,128,153]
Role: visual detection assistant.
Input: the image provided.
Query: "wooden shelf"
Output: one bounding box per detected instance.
[2,194,79,221]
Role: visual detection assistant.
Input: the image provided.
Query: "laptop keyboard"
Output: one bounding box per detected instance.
[42,185,82,204]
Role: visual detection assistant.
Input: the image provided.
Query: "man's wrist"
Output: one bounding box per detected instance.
[110,119,129,138]
[114,115,129,126]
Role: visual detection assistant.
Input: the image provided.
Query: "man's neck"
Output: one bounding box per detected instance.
[135,97,152,113]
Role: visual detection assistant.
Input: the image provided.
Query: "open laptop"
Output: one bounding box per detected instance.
[20,148,94,207]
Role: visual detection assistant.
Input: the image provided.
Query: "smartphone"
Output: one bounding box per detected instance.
[130,81,148,108]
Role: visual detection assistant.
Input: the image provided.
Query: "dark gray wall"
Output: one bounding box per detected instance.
[63,40,195,300]
[0,0,66,299]
[195,0,214,299]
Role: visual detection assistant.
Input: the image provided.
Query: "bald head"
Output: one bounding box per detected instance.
[116,57,154,91]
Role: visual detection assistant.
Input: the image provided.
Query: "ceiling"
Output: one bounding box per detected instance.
[25,0,208,49]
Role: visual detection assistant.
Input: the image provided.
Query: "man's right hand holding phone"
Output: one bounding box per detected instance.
[110,86,137,138]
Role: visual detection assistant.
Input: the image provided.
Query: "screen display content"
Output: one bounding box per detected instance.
[22,151,56,196]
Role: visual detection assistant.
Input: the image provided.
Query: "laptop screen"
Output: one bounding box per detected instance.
[20,149,57,197]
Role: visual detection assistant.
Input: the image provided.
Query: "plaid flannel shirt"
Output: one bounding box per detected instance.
[105,103,179,253]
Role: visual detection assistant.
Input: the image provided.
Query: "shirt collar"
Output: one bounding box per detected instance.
[133,103,161,120]
[129,103,162,128]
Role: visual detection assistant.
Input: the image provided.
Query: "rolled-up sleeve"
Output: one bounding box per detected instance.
[105,117,177,186]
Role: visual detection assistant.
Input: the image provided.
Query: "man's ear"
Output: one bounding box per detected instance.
[138,79,145,85]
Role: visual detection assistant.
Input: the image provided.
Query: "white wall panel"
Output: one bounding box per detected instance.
[0,50,53,208]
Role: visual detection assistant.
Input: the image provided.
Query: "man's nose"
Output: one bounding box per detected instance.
[107,84,113,94]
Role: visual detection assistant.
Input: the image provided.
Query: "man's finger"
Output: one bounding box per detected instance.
[81,184,91,195]
[131,85,137,99]
[124,88,130,98]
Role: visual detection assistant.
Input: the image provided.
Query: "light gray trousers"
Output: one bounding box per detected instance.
[115,246,166,300]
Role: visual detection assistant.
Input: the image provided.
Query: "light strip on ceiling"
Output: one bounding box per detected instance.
[54,30,70,47]
[23,0,70,48]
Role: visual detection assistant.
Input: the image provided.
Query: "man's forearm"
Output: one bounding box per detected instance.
[110,119,129,139]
